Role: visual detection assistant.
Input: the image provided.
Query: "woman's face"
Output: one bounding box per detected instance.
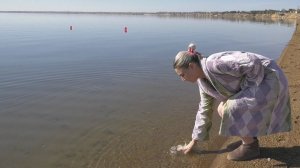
[175,64,199,83]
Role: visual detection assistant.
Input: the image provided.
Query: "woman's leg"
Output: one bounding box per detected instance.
[227,136,260,161]
[240,137,255,144]
[218,102,256,144]
[218,101,260,161]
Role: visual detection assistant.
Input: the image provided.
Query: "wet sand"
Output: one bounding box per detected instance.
[211,19,300,167]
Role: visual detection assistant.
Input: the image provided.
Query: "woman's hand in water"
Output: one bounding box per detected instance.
[181,139,197,154]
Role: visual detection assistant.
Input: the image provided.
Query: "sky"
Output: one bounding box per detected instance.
[0,0,299,12]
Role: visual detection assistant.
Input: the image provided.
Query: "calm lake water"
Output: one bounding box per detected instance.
[0,13,295,168]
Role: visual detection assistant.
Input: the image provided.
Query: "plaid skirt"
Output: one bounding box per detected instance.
[219,63,291,136]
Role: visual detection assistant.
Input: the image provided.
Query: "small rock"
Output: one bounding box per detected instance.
[276,135,285,142]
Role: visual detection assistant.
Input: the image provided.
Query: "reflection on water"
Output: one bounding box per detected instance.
[0,13,295,168]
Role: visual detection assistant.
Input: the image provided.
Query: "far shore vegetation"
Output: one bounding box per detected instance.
[1,9,299,25]
[0,9,299,15]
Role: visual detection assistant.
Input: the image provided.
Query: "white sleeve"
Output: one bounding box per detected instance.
[192,88,214,141]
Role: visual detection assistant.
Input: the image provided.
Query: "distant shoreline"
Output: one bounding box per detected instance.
[1,11,298,25]
[0,10,299,15]
[0,11,151,15]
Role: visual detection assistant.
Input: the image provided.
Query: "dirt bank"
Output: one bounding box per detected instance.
[211,19,300,168]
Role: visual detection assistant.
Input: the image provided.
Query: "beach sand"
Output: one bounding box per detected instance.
[210,19,300,168]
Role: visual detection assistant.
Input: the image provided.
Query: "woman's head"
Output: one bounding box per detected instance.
[173,51,201,69]
[173,51,204,83]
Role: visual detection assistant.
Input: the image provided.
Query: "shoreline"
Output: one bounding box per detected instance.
[1,10,298,19]
[1,11,297,26]
[211,19,300,168]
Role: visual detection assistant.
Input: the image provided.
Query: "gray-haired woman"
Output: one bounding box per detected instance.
[173,46,291,161]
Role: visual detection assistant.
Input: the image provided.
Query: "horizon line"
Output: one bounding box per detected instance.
[0,9,298,14]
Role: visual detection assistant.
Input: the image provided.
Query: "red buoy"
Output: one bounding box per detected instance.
[124,26,128,33]
[70,26,73,30]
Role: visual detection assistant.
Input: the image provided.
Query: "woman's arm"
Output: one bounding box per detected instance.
[182,90,214,154]
[192,89,214,141]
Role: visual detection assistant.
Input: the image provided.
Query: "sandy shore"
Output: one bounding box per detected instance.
[210,19,300,168]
